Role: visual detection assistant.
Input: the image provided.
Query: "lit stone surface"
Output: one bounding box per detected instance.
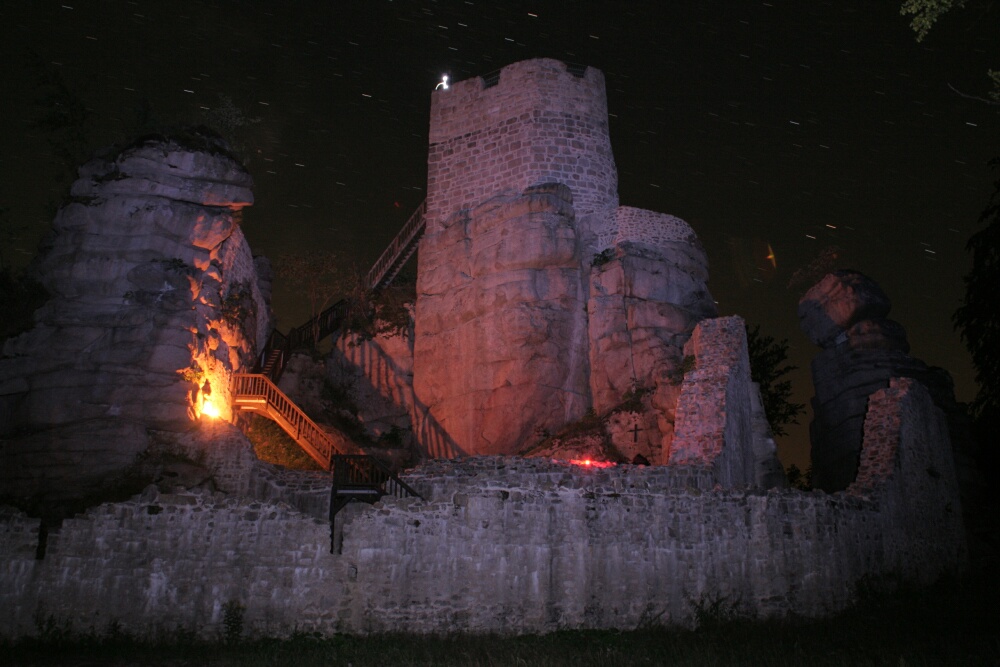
[0,132,269,502]
[413,59,716,457]
[414,183,590,456]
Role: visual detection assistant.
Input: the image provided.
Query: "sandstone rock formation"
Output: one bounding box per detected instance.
[0,130,268,502]
[587,208,717,462]
[414,183,590,456]
[799,270,969,491]
[409,59,718,459]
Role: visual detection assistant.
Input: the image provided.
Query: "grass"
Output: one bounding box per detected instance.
[5,572,997,666]
[243,414,322,471]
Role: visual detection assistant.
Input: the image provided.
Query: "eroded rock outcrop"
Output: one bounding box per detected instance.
[414,183,590,456]
[587,208,717,463]
[800,270,968,492]
[0,131,268,502]
[405,60,723,459]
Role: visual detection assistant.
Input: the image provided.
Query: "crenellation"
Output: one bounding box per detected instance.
[426,58,617,231]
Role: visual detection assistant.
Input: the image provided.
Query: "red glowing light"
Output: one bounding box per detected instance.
[567,459,615,469]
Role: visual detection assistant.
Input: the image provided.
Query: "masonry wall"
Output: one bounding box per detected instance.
[0,376,965,638]
[426,58,618,231]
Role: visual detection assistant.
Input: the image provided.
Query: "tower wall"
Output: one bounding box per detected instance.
[426,58,618,230]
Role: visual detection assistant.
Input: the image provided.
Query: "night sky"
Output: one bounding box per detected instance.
[2,1,997,469]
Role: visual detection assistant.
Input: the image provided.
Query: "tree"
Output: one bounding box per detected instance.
[953,160,1000,427]
[785,463,813,491]
[200,94,263,167]
[745,324,805,437]
[899,0,999,103]
[26,51,92,182]
[275,250,359,348]
[900,0,965,42]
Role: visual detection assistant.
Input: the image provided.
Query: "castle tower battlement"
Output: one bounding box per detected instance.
[426,58,618,231]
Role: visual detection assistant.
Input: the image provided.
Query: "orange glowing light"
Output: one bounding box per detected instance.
[567,459,615,469]
[201,398,221,419]
[765,243,777,268]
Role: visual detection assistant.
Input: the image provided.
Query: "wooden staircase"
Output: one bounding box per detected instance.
[328,454,423,552]
[251,199,426,386]
[231,199,428,469]
[232,373,355,468]
[366,199,427,290]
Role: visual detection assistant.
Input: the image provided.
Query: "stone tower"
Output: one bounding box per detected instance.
[415,59,615,457]
[412,58,716,460]
[424,58,618,233]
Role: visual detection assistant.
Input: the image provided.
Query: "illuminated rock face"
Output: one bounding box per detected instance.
[587,210,717,463]
[0,131,268,501]
[413,59,717,458]
[415,183,590,456]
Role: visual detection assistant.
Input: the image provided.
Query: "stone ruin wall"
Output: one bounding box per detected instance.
[598,207,700,252]
[0,333,966,638]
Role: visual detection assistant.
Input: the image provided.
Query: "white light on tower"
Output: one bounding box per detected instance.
[436,74,449,90]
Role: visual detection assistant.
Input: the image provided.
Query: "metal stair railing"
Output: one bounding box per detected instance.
[329,454,423,552]
[232,373,353,469]
[366,199,427,290]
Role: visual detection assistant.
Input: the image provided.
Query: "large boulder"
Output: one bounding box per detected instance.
[799,271,971,492]
[0,130,269,503]
[413,183,590,456]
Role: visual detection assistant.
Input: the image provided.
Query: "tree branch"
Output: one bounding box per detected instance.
[947,82,1000,106]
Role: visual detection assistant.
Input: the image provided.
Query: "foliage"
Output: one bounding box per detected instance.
[220,281,258,341]
[0,207,27,273]
[746,324,805,437]
[690,593,746,631]
[276,250,357,348]
[668,354,697,386]
[178,364,205,385]
[157,257,194,275]
[343,279,416,341]
[200,94,263,167]
[785,463,813,491]
[615,386,651,414]
[5,572,998,666]
[899,0,999,102]
[377,425,408,448]
[590,248,615,267]
[787,245,844,293]
[899,0,965,42]
[953,159,1000,427]
[222,600,245,644]
[26,50,92,182]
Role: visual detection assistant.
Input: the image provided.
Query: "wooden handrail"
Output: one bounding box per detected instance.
[232,373,352,469]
